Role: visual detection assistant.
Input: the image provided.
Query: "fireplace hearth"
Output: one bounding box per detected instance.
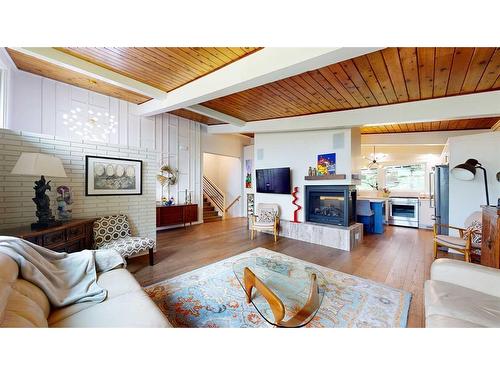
[305,185,357,227]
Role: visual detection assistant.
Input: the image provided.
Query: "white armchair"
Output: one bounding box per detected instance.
[250,203,280,242]
[424,259,500,327]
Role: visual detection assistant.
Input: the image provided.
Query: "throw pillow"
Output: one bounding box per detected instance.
[257,209,277,223]
[463,219,482,246]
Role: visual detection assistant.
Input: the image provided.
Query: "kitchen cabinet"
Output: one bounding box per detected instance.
[419,198,434,229]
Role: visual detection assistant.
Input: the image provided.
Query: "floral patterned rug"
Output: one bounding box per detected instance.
[144,248,411,328]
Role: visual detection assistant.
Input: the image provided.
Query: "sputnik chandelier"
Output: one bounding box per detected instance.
[63,107,118,142]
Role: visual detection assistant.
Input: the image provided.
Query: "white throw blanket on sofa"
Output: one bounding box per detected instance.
[0,236,125,308]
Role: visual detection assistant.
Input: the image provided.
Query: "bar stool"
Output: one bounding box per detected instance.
[357,200,374,234]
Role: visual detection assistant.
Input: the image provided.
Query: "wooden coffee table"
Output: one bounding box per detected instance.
[233,257,326,328]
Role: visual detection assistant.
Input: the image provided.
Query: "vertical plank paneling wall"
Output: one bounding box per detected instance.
[3,70,203,233]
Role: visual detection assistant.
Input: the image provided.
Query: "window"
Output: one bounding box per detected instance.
[385,164,425,191]
[360,168,378,190]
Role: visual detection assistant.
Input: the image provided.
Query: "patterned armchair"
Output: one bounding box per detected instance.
[250,203,280,242]
[93,214,156,265]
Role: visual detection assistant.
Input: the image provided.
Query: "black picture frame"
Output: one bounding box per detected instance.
[85,155,143,196]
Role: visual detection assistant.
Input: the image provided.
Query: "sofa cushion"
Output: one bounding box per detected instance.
[0,253,50,328]
[50,290,171,328]
[426,314,485,328]
[425,280,500,327]
[48,268,170,327]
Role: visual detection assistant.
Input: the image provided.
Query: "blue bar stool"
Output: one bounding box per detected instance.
[357,199,375,234]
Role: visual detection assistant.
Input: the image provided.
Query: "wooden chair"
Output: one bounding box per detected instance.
[250,203,280,242]
[433,211,482,263]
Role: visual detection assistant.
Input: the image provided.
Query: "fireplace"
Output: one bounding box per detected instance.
[305,185,357,227]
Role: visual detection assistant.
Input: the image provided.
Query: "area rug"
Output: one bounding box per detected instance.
[144,248,411,328]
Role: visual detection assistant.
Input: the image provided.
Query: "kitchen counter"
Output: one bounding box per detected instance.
[357,196,389,233]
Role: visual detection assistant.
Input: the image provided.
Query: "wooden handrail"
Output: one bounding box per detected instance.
[225,195,242,212]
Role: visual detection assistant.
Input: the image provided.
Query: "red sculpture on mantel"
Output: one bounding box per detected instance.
[291,186,302,223]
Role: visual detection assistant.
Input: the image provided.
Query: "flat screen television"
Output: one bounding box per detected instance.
[256,167,291,194]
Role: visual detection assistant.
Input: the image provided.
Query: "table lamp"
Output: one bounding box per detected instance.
[10,152,67,229]
[451,158,490,206]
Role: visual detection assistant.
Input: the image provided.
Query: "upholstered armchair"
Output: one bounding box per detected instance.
[250,203,280,242]
[433,211,482,263]
[93,214,156,266]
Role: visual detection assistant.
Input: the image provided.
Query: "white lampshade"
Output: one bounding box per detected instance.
[10,153,67,178]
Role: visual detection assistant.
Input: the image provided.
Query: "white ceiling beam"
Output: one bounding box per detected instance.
[361,130,491,146]
[207,91,500,134]
[137,47,383,116]
[186,104,246,127]
[10,47,167,100]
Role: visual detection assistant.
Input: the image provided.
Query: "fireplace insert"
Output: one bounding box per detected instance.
[305,185,357,227]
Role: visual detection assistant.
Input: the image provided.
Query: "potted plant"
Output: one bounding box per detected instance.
[381,187,391,198]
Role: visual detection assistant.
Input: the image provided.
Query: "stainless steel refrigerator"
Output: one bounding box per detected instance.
[430,165,449,235]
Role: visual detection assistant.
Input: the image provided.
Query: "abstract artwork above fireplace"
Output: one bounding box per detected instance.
[305,185,357,227]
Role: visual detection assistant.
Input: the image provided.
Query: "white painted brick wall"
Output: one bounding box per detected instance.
[0,129,156,242]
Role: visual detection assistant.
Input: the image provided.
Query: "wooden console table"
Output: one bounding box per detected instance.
[156,204,198,228]
[0,218,95,253]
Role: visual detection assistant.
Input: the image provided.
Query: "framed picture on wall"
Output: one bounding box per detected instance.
[85,155,142,196]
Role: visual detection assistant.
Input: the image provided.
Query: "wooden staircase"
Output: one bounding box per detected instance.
[203,196,222,222]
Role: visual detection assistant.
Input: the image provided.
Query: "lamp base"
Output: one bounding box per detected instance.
[31,220,62,230]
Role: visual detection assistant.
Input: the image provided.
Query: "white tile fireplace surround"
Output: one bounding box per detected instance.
[279,220,363,251]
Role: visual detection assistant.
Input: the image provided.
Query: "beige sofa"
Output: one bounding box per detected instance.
[0,253,171,328]
[424,259,500,327]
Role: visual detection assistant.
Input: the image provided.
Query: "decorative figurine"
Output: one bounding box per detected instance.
[312,168,317,176]
[32,176,59,229]
[157,164,178,201]
[291,186,302,223]
[56,185,73,221]
[308,166,313,176]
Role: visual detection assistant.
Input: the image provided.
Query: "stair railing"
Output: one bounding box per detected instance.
[225,195,242,213]
[203,175,226,218]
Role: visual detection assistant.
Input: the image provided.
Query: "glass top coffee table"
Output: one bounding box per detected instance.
[233,257,326,328]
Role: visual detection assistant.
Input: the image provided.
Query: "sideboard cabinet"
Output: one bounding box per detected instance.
[156,204,198,228]
[0,219,95,253]
[480,206,500,269]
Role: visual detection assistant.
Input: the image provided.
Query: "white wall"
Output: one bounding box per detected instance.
[7,70,203,219]
[254,128,359,222]
[202,128,252,158]
[449,131,500,229]
[203,153,243,217]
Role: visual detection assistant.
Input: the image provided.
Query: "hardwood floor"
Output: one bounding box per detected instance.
[128,217,459,328]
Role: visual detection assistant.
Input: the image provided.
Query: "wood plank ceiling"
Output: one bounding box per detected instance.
[56,47,261,92]
[6,48,151,104]
[360,117,500,134]
[201,47,500,122]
